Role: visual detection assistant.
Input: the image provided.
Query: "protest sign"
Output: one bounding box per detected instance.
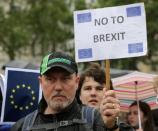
[74,3,147,62]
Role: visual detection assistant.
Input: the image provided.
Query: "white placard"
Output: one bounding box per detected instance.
[74,3,147,62]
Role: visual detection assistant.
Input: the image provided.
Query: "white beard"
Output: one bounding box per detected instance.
[49,99,70,112]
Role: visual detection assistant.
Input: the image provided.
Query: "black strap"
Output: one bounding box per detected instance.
[22,106,95,131]
[22,110,38,131]
[28,119,87,130]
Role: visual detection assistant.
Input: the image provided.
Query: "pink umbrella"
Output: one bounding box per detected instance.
[112,71,158,112]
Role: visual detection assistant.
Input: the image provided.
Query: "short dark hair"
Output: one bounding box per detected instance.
[76,62,113,104]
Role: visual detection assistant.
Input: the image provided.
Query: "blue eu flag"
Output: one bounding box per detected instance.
[1,68,40,122]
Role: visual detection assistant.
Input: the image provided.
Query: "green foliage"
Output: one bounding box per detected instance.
[74,0,87,10]
[0,5,29,60]
[25,0,73,56]
[0,0,73,59]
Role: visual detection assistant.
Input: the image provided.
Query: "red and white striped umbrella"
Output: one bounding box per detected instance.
[112,71,158,112]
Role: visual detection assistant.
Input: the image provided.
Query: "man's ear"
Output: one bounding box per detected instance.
[38,76,42,86]
[75,75,80,90]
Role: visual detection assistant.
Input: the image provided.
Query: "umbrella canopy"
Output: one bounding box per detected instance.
[112,71,158,112]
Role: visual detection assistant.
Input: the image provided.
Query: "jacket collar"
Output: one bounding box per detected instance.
[38,96,80,120]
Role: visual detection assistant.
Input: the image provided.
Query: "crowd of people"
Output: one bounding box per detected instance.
[0,51,156,131]
[76,62,158,131]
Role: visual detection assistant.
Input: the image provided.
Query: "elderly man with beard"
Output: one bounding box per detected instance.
[11,52,123,131]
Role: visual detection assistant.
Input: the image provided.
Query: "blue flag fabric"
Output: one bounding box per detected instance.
[78,48,92,59]
[77,12,92,23]
[1,68,40,122]
[126,6,141,17]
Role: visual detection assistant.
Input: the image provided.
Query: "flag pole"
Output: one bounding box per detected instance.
[135,81,142,130]
[105,60,110,90]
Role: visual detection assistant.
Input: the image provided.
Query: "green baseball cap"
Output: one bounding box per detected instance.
[40,52,78,75]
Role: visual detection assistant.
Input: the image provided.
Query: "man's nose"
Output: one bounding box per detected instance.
[54,80,63,90]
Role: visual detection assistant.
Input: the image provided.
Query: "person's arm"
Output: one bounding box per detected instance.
[100,89,120,131]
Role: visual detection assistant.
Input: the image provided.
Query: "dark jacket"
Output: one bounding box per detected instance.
[11,99,133,131]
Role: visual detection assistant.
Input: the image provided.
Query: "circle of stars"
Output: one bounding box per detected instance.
[9,84,36,111]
